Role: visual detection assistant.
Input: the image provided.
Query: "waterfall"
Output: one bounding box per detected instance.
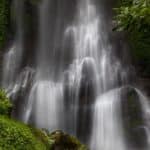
[23,0,66,130]
[1,0,150,149]
[90,88,126,150]
[2,0,24,90]
[65,0,127,144]
[24,81,64,130]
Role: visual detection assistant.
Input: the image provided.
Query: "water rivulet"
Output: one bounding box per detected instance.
[1,0,150,150]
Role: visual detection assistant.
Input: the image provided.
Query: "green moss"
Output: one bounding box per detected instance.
[29,127,54,149]
[0,116,47,150]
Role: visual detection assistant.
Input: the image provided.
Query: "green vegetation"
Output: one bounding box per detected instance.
[0,116,48,150]
[0,89,12,116]
[0,89,87,150]
[0,0,10,48]
[114,0,150,76]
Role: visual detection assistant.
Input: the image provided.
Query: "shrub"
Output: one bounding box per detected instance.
[0,89,12,116]
[114,0,150,76]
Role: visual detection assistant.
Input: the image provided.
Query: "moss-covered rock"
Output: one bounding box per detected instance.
[121,86,148,149]
[30,127,54,150]
[48,130,88,150]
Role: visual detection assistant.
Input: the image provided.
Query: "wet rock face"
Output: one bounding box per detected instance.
[79,58,97,106]
[11,67,35,120]
[77,58,97,143]
[121,87,148,149]
[63,58,97,143]
[137,78,150,97]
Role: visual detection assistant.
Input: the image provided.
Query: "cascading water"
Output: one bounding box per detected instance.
[90,88,126,150]
[24,81,64,130]
[65,0,128,146]
[23,0,66,130]
[1,0,150,149]
[2,0,24,90]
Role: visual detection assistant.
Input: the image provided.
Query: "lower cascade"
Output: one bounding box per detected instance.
[90,88,126,150]
[1,0,150,150]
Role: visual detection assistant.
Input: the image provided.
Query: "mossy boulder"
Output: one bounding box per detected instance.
[48,130,88,150]
[121,86,148,149]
